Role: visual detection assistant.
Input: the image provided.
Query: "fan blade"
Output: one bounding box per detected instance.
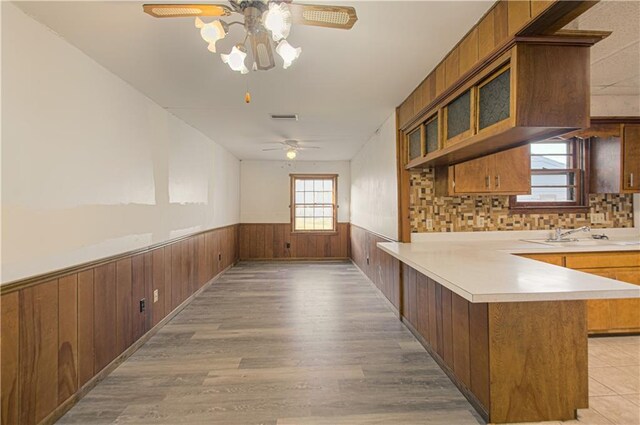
[143,4,232,18]
[262,148,284,151]
[299,146,321,150]
[289,4,357,30]
[250,32,275,71]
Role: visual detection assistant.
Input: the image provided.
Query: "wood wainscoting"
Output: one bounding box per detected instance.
[400,262,588,423]
[239,223,350,260]
[350,224,401,314]
[0,224,240,425]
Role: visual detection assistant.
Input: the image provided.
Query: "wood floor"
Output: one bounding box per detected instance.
[57,261,640,425]
[58,261,482,424]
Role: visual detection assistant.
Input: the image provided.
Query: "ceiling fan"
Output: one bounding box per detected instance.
[143,1,358,73]
[262,140,320,159]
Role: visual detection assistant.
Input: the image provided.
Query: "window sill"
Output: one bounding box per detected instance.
[509,206,590,214]
[291,230,338,235]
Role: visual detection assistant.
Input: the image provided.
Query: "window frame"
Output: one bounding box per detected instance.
[510,138,590,213]
[290,174,338,234]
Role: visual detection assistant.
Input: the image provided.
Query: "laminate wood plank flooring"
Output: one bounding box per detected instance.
[58,261,640,425]
[58,261,482,425]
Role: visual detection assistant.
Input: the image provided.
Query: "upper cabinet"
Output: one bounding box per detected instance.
[587,121,640,194]
[402,37,599,169]
[436,145,531,196]
[397,0,607,170]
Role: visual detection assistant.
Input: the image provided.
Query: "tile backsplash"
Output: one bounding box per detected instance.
[410,169,635,233]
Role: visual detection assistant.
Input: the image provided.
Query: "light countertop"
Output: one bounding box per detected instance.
[377,230,640,303]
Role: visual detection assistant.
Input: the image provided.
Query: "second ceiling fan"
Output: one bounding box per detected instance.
[143,1,358,73]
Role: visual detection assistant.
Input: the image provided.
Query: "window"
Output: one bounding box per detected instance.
[510,139,588,211]
[291,174,337,232]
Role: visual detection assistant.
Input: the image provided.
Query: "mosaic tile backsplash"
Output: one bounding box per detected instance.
[410,169,635,233]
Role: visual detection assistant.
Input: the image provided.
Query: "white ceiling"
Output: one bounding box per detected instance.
[564,0,640,98]
[14,0,493,160]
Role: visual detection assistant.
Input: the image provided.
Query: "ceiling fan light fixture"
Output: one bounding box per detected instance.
[221,45,249,74]
[195,18,227,53]
[286,149,297,160]
[263,3,292,41]
[276,40,301,69]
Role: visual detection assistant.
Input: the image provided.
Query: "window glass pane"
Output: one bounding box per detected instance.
[313,218,323,229]
[314,180,323,191]
[323,192,332,203]
[295,192,304,203]
[304,218,314,229]
[478,68,510,130]
[531,143,568,155]
[531,155,569,169]
[323,218,333,230]
[518,187,575,202]
[312,207,321,217]
[323,180,333,191]
[295,218,304,230]
[295,207,304,217]
[425,118,438,154]
[446,90,471,139]
[295,180,304,191]
[531,173,574,187]
[304,180,314,191]
[313,192,322,203]
[305,192,314,203]
[323,207,332,217]
[301,207,311,217]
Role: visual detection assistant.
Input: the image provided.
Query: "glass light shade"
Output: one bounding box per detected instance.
[263,3,291,41]
[275,40,301,69]
[221,46,249,74]
[286,149,297,160]
[195,18,226,53]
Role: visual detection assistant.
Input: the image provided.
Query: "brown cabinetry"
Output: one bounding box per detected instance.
[437,145,530,195]
[520,251,640,334]
[589,122,640,194]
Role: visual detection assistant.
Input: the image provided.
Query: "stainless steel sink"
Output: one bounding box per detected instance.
[521,239,617,247]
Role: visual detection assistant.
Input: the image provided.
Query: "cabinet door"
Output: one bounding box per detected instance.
[579,268,616,332]
[622,124,640,192]
[477,67,511,132]
[452,155,490,194]
[610,267,640,331]
[490,145,531,194]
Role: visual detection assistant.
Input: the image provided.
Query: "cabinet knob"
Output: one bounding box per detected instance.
[631,173,635,188]
[485,176,490,189]
[495,175,501,189]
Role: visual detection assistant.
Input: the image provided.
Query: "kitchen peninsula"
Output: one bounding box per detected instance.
[378,231,640,424]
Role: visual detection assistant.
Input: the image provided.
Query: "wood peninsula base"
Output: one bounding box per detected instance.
[400,264,588,424]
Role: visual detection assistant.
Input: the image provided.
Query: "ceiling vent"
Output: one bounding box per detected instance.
[270,114,299,121]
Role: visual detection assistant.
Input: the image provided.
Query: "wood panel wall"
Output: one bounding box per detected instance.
[0,224,239,425]
[239,223,350,260]
[350,225,401,312]
[400,262,588,423]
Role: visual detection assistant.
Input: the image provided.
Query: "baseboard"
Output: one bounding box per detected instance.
[40,263,235,425]
[239,257,350,262]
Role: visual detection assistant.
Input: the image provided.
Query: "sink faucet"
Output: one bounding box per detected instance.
[549,226,591,242]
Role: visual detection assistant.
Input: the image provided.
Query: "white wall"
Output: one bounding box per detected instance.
[350,114,398,240]
[1,3,240,283]
[240,160,350,223]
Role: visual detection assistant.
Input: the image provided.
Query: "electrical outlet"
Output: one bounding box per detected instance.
[591,213,605,224]
[139,298,146,313]
[286,242,291,249]
[153,289,159,303]
[476,216,485,227]
[426,219,433,230]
